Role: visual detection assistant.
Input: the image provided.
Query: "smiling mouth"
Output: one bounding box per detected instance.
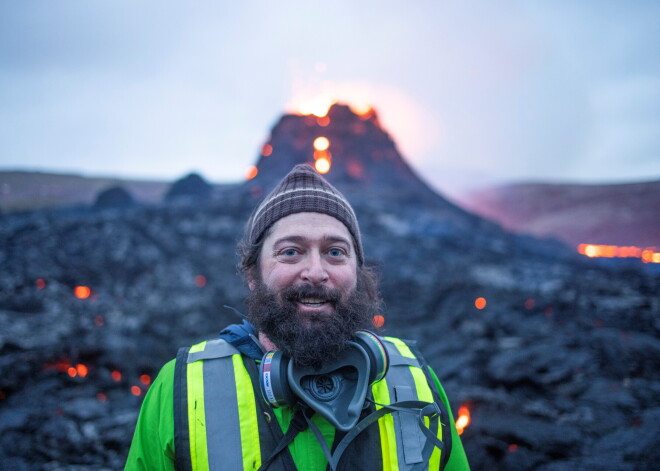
[298,297,330,308]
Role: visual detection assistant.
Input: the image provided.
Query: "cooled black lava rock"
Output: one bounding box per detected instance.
[93,186,136,210]
[164,172,212,202]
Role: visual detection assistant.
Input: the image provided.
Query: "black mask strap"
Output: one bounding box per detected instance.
[327,399,444,471]
[258,408,308,471]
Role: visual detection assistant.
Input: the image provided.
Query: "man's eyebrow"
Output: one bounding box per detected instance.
[323,235,352,246]
[271,235,352,246]
[272,235,307,246]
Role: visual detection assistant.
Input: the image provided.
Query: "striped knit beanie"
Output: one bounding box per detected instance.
[248,164,364,265]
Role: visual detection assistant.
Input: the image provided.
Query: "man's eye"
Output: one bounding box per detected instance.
[328,248,345,257]
[281,248,299,257]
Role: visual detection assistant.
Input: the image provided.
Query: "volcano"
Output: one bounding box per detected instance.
[246,103,443,204]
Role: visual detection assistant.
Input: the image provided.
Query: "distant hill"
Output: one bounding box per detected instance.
[0,171,170,212]
[457,180,660,248]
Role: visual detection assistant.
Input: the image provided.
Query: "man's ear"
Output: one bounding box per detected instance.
[246,267,257,291]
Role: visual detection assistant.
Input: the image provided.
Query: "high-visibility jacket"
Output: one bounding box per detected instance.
[173,336,451,471]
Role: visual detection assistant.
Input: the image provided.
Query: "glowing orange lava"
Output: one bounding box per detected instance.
[315,158,331,174]
[245,165,258,180]
[577,244,659,263]
[194,275,207,288]
[313,136,330,151]
[74,286,91,299]
[456,406,471,435]
[76,364,88,377]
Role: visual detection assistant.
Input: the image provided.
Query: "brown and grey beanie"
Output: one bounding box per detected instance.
[247,164,364,265]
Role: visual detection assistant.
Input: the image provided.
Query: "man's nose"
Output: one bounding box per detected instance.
[301,251,329,284]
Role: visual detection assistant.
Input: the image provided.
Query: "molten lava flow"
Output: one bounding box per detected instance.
[74,286,91,299]
[296,96,334,118]
[76,364,88,377]
[245,165,258,181]
[194,275,207,288]
[315,158,331,174]
[456,406,471,435]
[313,136,330,151]
[577,244,659,263]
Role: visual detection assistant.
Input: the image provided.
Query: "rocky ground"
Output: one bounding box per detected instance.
[0,185,658,470]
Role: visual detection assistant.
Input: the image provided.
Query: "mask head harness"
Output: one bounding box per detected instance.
[259,330,389,431]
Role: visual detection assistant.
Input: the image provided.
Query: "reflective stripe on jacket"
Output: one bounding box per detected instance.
[173,336,450,471]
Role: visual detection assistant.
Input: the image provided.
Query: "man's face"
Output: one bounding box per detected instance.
[256,212,358,323]
[246,212,375,368]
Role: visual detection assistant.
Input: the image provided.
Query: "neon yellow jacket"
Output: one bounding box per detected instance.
[126,339,470,470]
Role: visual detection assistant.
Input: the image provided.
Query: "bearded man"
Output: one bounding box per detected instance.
[126,164,470,470]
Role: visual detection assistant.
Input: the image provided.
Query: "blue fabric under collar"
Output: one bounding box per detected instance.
[218,320,264,360]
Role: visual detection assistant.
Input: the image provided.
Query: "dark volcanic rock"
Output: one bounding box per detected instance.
[93,186,136,210]
[164,172,212,202]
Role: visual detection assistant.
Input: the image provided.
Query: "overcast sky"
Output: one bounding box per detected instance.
[1,1,658,196]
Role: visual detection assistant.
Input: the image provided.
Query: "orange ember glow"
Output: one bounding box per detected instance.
[313,136,330,151]
[347,161,364,180]
[313,149,331,162]
[456,406,471,435]
[350,103,373,119]
[194,275,207,288]
[74,286,91,299]
[111,370,122,382]
[139,374,151,386]
[76,364,88,377]
[317,116,330,127]
[577,244,659,263]
[262,144,273,156]
[474,297,487,310]
[245,165,258,181]
[315,157,331,174]
[68,367,77,378]
[131,386,142,396]
[298,97,334,118]
[36,278,46,289]
[372,315,385,328]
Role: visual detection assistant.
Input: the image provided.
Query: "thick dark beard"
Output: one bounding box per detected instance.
[246,274,379,369]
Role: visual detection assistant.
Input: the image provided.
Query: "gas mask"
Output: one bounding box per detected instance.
[258,330,389,431]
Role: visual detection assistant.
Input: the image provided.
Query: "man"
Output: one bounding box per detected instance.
[126,164,470,470]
